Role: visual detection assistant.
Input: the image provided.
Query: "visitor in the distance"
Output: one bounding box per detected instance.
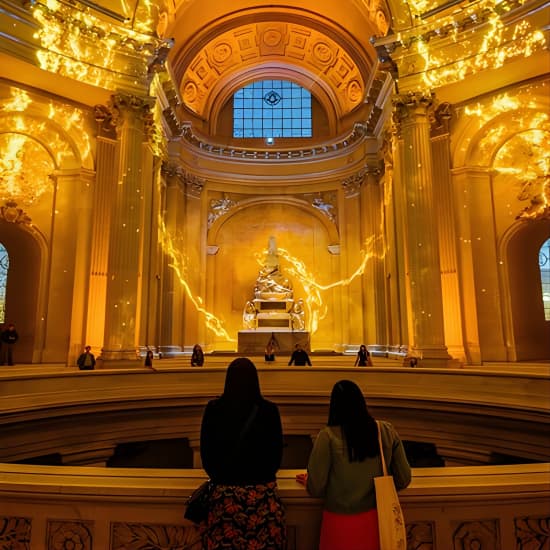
[296,379,411,550]
[200,357,287,548]
[190,344,204,366]
[288,343,312,366]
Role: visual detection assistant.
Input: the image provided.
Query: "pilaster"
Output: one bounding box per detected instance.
[393,92,452,366]
[360,162,386,346]
[431,104,467,364]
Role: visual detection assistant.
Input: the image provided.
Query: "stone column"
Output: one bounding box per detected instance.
[393,92,452,366]
[101,94,155,363]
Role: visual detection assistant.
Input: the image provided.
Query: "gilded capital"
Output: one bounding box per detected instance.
[392,91,435,124]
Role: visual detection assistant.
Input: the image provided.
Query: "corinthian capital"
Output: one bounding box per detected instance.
[392,91,435,125]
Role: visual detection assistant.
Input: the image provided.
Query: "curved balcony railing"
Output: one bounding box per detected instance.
[0,462,549,549]
[180,123,369,161]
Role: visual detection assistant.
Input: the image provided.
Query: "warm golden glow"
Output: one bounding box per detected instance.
[0,134,54,205]
[272,236,386,334]
[494,130,550,219]
[411,12,546,88]
[159,218,236,342]
[31,0,156,89]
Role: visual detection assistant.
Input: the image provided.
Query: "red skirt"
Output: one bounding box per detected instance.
[319,508,379,550]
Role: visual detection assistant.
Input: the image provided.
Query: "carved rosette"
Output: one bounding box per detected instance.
[111,521,201,550]
[452,519,499,549]
[47,520,93,550]
[407,521,434,549]
[0,201,32,224]
[515,515,550,548]
[0,517,31,548]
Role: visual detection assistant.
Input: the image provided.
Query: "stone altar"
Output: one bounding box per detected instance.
[238,236,308,353]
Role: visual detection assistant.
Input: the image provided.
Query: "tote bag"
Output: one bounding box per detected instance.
[374,421,407,550]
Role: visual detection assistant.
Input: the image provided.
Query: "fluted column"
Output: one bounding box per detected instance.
[394,92,452,366]
[101,94,155,362]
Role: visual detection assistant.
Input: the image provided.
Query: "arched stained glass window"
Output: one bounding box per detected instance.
[0,243,8,323]
[233,80,312,139]
[540,238,550,321]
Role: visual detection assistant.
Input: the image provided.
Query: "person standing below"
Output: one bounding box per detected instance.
[0,323,19,366]
[355,344,373,367]
[288,343,312,366]
[200,357,287,548]
[76,345,96,370]
[190,344,204,366]
[296,380,411,550]
[144,349,154,368]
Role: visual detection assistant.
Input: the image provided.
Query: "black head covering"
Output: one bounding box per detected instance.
[222,357,262,404]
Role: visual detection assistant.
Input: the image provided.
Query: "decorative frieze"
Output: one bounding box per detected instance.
[111,522,201,550]
[515,515,550,548]
[0,516,31,549]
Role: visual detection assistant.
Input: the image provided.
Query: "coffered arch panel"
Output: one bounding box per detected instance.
[171,8,377,126]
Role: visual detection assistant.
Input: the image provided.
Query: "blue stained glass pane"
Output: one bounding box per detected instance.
[233,79,311,138]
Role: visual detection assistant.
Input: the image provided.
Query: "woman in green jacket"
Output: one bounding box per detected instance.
[296,380,411,550]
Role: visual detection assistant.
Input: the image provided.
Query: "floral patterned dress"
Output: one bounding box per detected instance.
[202,481,286,549]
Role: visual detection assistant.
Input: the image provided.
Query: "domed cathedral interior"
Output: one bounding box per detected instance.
[0,0,549,549]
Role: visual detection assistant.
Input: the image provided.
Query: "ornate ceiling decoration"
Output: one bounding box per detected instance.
[180,21,367,120]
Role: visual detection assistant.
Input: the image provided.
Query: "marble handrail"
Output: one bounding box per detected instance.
[0,463,549,549]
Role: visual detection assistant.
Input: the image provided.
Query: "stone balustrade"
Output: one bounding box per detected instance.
[0,462,549,549]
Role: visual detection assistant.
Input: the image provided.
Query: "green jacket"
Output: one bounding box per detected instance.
[306,421,411,514]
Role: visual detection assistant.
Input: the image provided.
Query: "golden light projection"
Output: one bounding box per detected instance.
[271,236,385,334]
[0,134,54,205]
[494,130,550,219]
[415,13,546,88]
[464,92,549,219]
[158,218,236,342]
[31,0,156,89]
[0,87,94,201]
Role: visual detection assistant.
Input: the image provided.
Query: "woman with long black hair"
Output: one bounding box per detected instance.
[200,357,287,549]
[296,380,411,550]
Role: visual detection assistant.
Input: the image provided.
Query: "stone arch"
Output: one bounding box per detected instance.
[204,197,341,351]
[173,9,375,123]
[0,218,49,363]
[207,196,340,247]
[499,219,550,360]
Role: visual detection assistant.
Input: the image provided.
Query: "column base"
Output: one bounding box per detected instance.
[406,346,462,368]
